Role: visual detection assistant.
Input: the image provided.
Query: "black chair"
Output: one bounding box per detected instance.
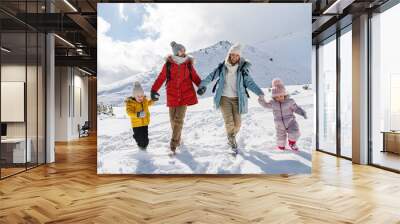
[79,121,90,138]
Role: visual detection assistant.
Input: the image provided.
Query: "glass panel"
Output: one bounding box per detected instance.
[38,32,45,165]
[340,28,352,158]
[318,36,337,154]
[371,4,400,171]
[26,0,39,169]
[0,1,46,178]
[1,30,27,177]
[27,31,38,169]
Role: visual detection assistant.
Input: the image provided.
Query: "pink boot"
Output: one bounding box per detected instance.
[277,146,285,151]
[288,140,299,151]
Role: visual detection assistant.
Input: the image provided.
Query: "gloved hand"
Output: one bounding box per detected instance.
[197,86,206,96]
[151,91,160,101]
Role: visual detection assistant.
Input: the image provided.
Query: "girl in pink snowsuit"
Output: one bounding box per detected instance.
[258,79,307,151]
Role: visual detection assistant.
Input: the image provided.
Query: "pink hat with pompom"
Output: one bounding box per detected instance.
[271,78,287,97]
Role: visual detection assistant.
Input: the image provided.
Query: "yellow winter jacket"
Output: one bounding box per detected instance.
[125,97,154,128]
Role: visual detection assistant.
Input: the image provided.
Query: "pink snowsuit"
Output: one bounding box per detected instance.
[259,97,306,147]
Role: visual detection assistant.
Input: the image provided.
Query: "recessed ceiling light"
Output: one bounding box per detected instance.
[78,67,92,76]
[54,34,75,48]
[63,0,78,12]
[322,0,354,15]
[1,47,11,53]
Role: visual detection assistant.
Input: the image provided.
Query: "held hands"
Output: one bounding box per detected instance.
[258,95,266,105]
[151,91,160,101]
[197,86,206,96]
[258,97,265,105]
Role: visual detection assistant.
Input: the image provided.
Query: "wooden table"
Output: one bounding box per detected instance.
[382,131,400,154]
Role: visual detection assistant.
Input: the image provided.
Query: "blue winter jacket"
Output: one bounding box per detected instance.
[199,58,264,114]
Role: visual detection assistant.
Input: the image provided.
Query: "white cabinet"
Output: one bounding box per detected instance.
[1,138,32,163]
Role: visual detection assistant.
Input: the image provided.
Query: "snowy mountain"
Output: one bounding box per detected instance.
[254,31,311,75]
[97,70,160,106]
[98,38,311,106]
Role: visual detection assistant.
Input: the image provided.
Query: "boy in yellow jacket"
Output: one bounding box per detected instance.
[125,82,154,150]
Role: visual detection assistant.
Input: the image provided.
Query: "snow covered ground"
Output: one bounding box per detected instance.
[97,86,314,174]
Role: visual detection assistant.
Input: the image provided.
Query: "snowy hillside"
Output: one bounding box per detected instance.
[98,37,311,106]
[97,86,314,174]
[97,70,161,107]
[255,31,311,71]
[192,40,310,87]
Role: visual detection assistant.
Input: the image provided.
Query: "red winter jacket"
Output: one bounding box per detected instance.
[151,56,202,107]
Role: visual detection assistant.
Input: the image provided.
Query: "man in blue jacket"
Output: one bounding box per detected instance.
[197,43,265,151]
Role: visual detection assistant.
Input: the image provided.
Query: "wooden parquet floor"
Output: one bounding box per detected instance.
[1,135,400,224]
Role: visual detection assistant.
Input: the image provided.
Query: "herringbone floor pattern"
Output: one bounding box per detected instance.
[1,136,400,224]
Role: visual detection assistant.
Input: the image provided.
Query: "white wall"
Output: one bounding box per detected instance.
[55,66,70,141]
[75,71,89,138]
[55,67,89,141]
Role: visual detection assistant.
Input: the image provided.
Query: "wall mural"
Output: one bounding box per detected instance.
[97,3,314,174]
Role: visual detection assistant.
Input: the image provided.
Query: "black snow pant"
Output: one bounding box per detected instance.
[132,126,149,148]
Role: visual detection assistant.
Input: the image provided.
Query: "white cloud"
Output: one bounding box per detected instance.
[98,16,110,34]
[98,16,163,86]
[98,3,310,86]
[138,3,310,52]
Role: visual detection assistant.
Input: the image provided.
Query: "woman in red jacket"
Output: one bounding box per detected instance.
[151,41,202,153]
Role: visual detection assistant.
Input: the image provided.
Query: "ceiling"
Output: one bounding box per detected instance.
[0,0,97,74]
[0,0,393,76]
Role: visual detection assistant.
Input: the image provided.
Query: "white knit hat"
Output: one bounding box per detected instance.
[228,43,242,56]
[271,78,287,97]
[132,81,144,98]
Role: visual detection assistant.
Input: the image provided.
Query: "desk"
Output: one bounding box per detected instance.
[382,131,400,155]
[1,138,31,163]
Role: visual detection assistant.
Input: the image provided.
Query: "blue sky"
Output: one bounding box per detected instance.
[98,3,148,42]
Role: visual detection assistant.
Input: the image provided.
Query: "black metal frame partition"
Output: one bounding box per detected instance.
[315,24,352,161]
[0,1,47,180]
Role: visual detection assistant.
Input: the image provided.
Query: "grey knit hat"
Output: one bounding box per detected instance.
[170,41,186,56]
[132,81,144,98]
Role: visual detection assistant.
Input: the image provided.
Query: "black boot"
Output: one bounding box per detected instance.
[227,134,238,149]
